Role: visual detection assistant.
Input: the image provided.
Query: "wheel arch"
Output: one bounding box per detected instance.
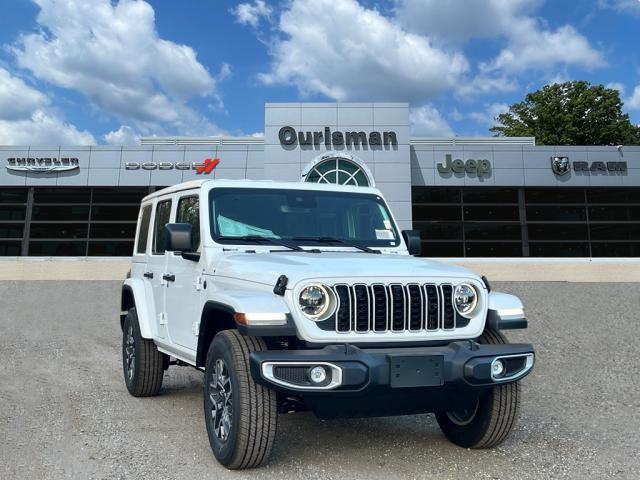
[121,278,156,339]
[196,301,238,368]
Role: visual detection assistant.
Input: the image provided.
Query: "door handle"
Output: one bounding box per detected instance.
[162,274,175,282]
[143,272,154,279]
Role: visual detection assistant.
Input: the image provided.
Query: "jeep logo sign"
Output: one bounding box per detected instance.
[437,154,491,176]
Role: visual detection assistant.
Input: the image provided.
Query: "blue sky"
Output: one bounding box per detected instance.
[0,0,639,144]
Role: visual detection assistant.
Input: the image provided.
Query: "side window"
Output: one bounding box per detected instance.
[176,196,200,252]
[152,199,172,255]
[136,205,152,254]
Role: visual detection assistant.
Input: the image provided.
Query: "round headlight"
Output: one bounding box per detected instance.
[299,284,331,320]
[453,283,478,317]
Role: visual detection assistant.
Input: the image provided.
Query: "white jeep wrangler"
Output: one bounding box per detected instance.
[121,179,534,469]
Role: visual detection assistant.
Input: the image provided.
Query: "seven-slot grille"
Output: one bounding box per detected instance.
[331,283,459,334]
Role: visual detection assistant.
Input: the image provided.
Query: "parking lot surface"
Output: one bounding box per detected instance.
[1,280,638,479]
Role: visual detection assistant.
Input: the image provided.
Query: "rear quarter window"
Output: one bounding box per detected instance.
[135,204,152,254]
[152,199,172,255]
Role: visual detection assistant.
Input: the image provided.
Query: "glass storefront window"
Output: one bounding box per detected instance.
[91,205,139,221]
[527,223,589,241]
[30,224,88,239]
[28,241,87,256]
[0,223,24,238]
[32,205,89,221]
[0,206,26,221]
[0,241,21,256]
[0,188,28,203]
[529,242,589,257]
[463,188,518,203]
[92,187,149,203]
[525,188,585,203]
[89,223,136,239]
[464,223,521,241]
[413,205,461,221]
[413,222,463,240]
[33,188,90,203]
[465,243,522,257]
[464,206,519,221]
[88,241,134,256]
[526,205,587,222]
[412,187,461,203]
[421,242,464,257]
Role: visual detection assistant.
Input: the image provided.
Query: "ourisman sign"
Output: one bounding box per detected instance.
[279,126,398,147]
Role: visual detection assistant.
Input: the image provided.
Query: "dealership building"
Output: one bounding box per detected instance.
[1,102,639,258]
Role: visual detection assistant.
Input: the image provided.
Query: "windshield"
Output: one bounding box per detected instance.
[209,187,400,247]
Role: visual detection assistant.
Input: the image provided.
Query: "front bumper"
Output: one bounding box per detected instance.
[249,341,534,418]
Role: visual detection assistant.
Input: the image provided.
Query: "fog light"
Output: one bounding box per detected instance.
[309,366,327,384]
[492,359,505,378]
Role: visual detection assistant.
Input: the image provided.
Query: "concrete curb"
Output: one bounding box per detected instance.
[1,258,639,282]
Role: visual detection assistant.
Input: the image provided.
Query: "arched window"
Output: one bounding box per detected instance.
[304,157,371,186]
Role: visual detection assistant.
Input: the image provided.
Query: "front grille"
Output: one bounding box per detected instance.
[329,283,461,334]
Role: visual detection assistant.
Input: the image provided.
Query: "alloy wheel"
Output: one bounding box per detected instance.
[124,324,136,381]
[209,358,233,441]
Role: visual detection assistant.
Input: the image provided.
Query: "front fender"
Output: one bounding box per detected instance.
[486,291,527,330]
[205,289,291,318]
[122,278,157,339]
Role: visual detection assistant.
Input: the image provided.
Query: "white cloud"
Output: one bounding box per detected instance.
[456,74,519,97]
[483,21,605,73]
[396,0,604,85]
[468,103,509,126]
[607,82,625,95]
[231,0,272,27]
[626,85,640,110]
[395,0,538,43]
[0,66,94,144]
[258,0,468,101]
[0,68,49,120]
[104,125,139,145]
[410,105,454,136]
[0,110,95,144]
[599,0,640,14]
[13,0,224,135]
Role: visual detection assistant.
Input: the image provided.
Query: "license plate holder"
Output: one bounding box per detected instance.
[389,355,444,388]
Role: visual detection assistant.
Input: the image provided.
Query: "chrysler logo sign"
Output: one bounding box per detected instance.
[551,156,627,175]
[6,157,79,173]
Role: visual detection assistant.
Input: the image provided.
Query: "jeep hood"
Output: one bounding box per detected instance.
[211,251,479,287]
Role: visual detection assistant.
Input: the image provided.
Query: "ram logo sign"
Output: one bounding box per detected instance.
[551,156,570,176]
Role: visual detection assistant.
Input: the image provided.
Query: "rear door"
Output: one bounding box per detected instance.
[147,196,173,341]
[164,193,202,351]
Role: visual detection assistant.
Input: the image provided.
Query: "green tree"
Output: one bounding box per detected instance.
[490,81,640,145]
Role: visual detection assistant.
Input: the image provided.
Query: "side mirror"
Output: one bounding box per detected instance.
[165,223,193,252]
[402,230,422,256]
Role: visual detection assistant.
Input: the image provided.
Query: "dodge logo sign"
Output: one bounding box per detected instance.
[551,156,570,176]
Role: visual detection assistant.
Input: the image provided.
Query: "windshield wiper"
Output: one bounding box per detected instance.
[291,236,380,254]
[221,235,304,252]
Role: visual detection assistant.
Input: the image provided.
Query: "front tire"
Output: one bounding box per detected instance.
[203,330,277,469]
[122,308,166,397]
[435,329,520,448]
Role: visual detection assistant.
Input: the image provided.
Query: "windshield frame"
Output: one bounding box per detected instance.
[208,187,401,248]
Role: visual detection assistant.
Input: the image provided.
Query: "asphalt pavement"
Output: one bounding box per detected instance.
[0,280,638,479]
